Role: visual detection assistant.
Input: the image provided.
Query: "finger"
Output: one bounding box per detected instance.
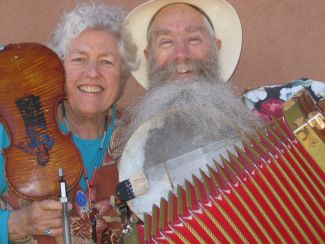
[30,218,63,236]
[42,209,62,219]
[67,202,73,211]
[38,199,63,211]
[31,201,62,220]
[50,227,63,237]
[41,227,63,237]
[37,217,63,229]
[30,209,62,222]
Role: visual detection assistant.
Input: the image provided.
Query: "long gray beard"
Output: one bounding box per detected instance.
[121,54,260,169]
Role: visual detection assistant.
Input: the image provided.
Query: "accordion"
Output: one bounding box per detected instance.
[122,90,325,243]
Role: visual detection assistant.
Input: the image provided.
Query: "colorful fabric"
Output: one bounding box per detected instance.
[242,78,325,122]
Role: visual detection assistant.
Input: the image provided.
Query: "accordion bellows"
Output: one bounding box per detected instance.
[127,90,325,243]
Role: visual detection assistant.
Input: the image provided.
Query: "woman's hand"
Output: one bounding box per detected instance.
[8,199,72,241]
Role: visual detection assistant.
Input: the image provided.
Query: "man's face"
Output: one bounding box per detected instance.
[145,4,217,80]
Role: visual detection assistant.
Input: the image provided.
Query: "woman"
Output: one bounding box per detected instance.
[0,3,137,243]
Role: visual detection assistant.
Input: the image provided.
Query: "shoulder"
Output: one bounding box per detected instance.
[114,105,124,121]
[103,105,125,166]
[111,105,125,153]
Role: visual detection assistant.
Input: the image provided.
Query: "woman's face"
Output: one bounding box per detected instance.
[64,28,122,117]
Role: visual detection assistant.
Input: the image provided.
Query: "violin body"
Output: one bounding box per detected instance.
[0,43,82,200]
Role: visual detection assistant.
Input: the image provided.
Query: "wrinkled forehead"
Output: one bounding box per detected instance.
[147,3,214,40]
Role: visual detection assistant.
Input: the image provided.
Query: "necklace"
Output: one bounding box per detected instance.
[61,102,116,207]
[61,102,116,243]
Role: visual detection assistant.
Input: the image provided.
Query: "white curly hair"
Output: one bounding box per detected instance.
[47,2,137,82]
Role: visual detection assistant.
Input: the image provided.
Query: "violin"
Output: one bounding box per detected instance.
[0,43,82,200]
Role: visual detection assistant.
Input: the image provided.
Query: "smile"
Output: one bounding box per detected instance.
[78,85,103,93]
[176,63,191,74]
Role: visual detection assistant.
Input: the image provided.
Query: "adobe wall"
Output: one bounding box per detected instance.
[1,0,324,106]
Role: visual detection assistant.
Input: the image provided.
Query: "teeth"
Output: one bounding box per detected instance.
[79,85,102,93]
[177,63,190,73]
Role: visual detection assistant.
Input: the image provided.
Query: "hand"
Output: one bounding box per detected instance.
[8,199,72,241]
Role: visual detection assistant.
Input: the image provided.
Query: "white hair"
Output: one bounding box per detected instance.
[121,47,261,158]
[47,3,137,82]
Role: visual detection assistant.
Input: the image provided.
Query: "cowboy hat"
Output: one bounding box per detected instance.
[124,0,242,89]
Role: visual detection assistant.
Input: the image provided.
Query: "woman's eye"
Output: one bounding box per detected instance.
[71,57,86,63]
[101,59,113,65]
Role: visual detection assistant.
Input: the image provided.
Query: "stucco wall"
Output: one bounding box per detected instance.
[1,0,324,106]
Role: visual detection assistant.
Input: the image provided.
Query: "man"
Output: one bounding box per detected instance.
[118,0,260,217]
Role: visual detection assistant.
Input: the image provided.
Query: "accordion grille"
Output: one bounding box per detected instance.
[138,117,325,243]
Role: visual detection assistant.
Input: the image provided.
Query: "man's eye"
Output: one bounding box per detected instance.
[189,36,202,43]
[160,39,173,46]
